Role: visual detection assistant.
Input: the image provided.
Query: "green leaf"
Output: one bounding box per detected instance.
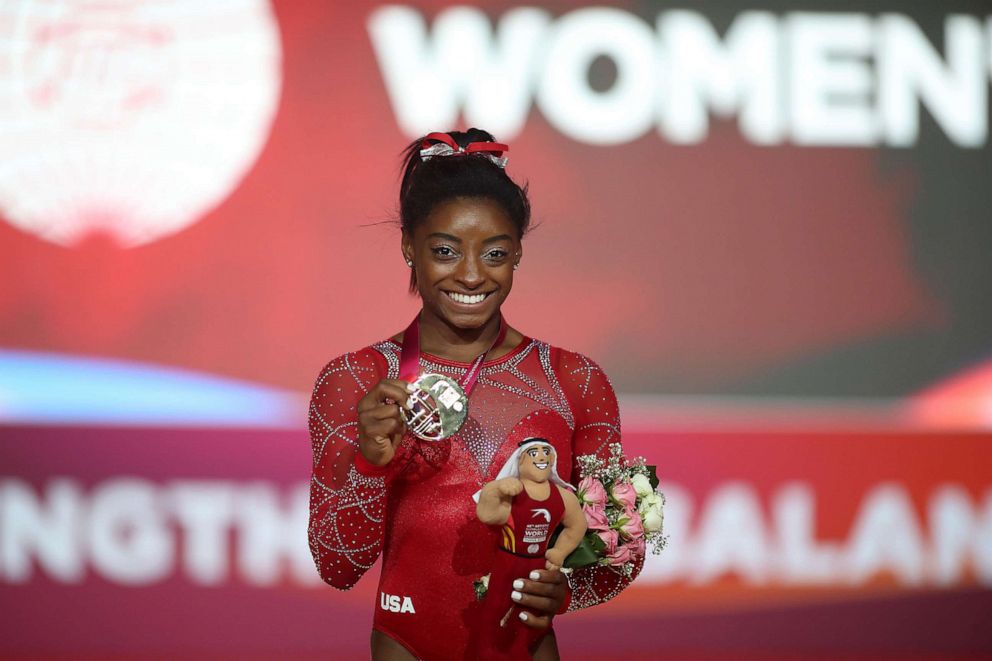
[473,577,488,601]
[563,533,606,569]
[646,464,659,490]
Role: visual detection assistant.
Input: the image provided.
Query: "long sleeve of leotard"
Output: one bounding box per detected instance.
[307,349,397,590]
[555,348,645,612]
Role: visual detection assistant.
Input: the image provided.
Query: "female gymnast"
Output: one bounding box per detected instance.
[307,129,642,660]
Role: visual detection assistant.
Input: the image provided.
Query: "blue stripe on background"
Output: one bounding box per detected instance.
[0,349,305,428]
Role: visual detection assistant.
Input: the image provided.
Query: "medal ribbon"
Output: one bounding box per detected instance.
[399,314,508,395]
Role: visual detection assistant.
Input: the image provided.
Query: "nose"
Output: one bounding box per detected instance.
[455,253,485,289]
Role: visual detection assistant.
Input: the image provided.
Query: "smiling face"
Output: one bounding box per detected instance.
[402,197,521,331]
[518,443,555,483]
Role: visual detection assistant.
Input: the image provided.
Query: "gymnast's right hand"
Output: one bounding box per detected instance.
[357,379,413,467]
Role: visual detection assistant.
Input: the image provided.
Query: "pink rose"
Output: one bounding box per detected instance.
[629,535,646,558]
[610,481,637,510]
[617,507,644,541]
[606,543,632,567]
[583,503,610,531]
[578,477,607,508]
[595,528,618,555]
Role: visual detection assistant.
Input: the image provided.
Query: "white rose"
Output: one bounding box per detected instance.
[637,493,664,533]
[637,492,661,515]
[631,473,654,498]
[642,506,663,533]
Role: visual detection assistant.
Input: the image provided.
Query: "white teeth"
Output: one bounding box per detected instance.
[447,291,487,305]
[535,462,548,469]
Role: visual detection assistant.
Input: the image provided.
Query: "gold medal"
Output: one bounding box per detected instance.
[402,373,469,441]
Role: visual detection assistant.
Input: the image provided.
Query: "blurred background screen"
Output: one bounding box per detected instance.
[1,1,990,659]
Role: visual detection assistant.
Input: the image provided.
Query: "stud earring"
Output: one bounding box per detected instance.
[513,263,519,270]
[406,259,414,267]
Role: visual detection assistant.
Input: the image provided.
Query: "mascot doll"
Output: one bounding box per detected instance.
[473,438,587,660]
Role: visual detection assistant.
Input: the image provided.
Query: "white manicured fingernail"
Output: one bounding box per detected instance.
[511,591,522,601]
[519,612,528,622]
[405,382,416,393]
[529,571,540,580]
[513,579,524,590]
[405,396,415,409]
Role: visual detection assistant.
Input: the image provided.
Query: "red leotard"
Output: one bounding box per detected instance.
[308,335,642,661]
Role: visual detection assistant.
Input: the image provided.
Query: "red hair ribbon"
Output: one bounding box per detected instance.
[419,132,509,168]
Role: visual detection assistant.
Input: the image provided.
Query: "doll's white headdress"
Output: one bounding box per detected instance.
[472,438,574,503]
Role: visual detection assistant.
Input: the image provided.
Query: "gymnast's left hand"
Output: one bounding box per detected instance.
[510,568,568,629]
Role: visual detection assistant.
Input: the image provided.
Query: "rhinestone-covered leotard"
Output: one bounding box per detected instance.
[307,335,642,661]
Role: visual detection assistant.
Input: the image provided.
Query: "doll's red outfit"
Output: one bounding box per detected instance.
[308,335,642,661]
[476,484,565,660]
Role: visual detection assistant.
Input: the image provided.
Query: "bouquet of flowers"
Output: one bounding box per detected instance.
[474,443,664,599]
[561,442,665,577]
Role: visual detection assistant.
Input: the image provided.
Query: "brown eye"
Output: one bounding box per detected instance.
[431,246,457,259]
